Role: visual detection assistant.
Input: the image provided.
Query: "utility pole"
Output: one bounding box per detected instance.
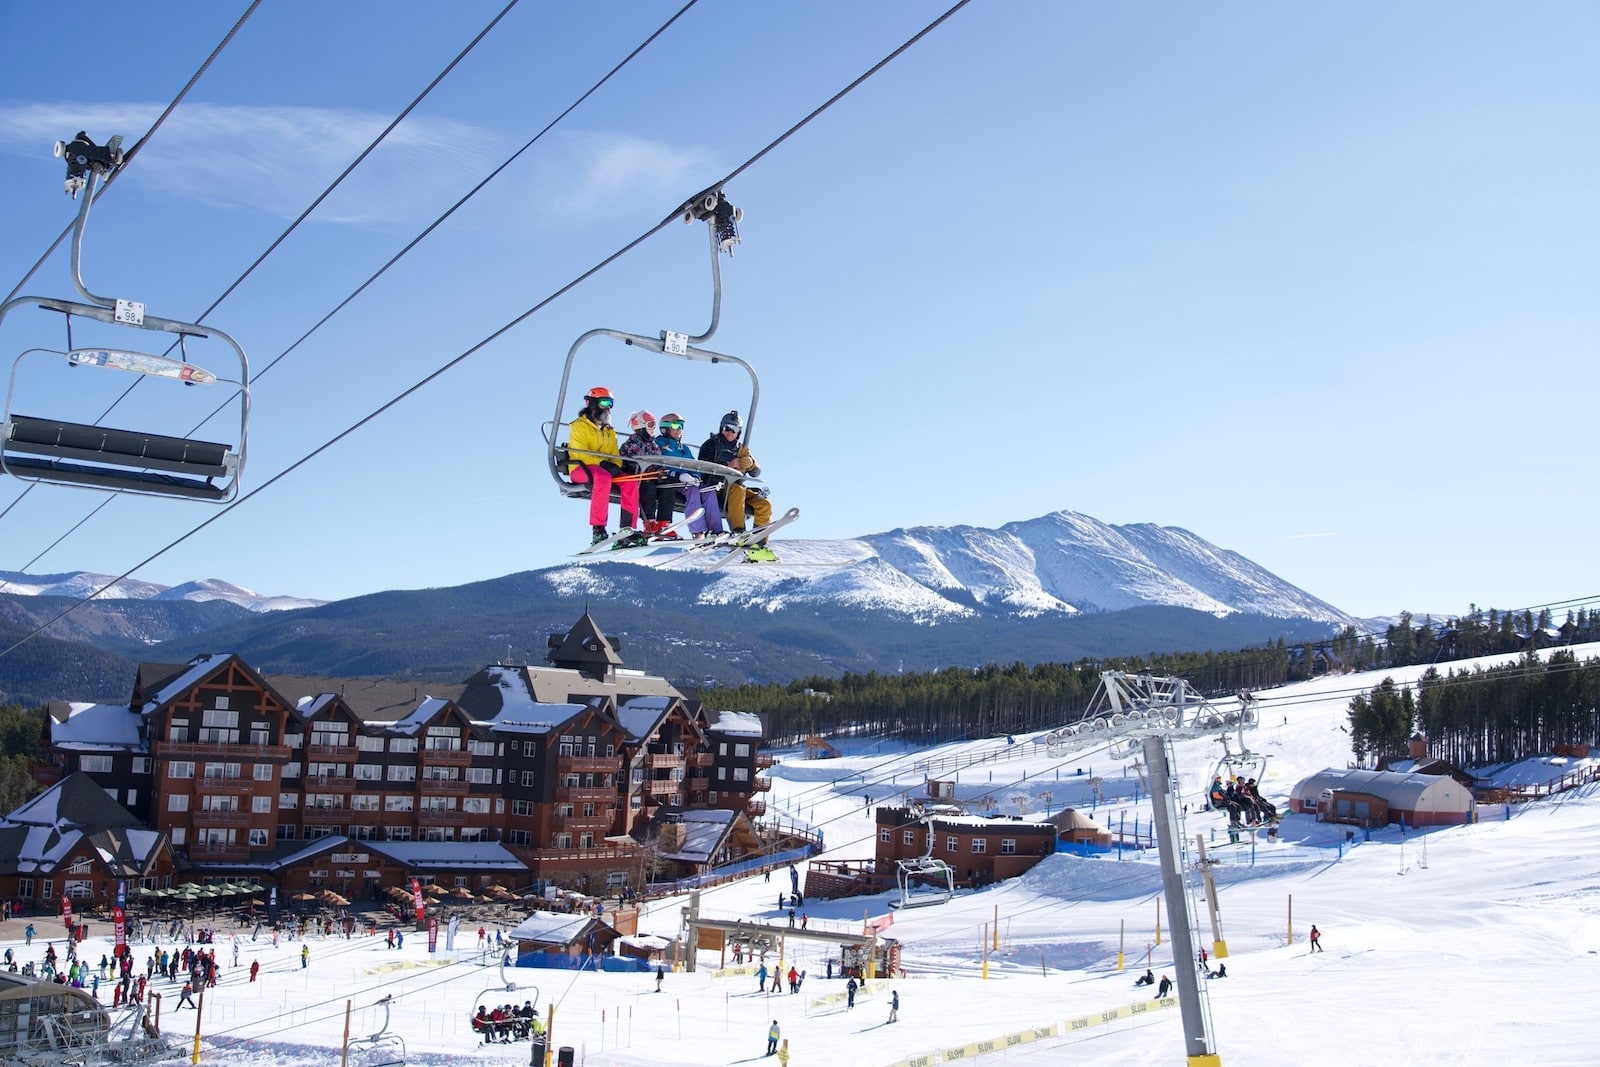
[1142,735,1222,1067]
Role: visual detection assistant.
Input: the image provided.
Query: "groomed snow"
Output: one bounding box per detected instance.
[13,642,1600,1066]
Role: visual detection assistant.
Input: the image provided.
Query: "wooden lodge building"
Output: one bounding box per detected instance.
[27,615,774,903]
[874,806,1057,889]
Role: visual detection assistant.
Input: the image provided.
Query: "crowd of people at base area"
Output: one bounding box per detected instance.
[1206,775,1278,827]
[566,389,776,548]
[471,1001,544,1044]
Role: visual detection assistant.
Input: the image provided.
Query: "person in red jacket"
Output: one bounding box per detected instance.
[249,959,260,982]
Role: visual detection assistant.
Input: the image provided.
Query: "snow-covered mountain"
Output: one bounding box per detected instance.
[0,510,1350,627]
[0,570,323,613]
[553,509,1355,625]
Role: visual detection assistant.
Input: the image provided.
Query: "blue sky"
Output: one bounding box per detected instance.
[0,1,1594,620]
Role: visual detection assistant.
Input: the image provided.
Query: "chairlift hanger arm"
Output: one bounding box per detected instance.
[673,187,742,345]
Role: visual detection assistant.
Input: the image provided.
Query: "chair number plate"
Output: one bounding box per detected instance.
[662,331,688,356]
[114,299,145,326]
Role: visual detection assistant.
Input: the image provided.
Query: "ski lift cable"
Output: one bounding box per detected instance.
[0,0,976,659]
[0,0,264,309]
[0,0,699,570]
[77,0,527,429]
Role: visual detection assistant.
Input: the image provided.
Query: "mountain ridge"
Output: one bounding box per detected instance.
[0,509,1352,704]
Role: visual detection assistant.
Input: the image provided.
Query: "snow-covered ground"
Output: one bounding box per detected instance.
[13,643,1600,1066]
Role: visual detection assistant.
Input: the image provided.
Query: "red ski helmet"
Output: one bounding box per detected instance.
[628,410,657,432]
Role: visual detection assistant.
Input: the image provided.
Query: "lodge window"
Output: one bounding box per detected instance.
[946,836,958,852]
[971,839,987,854]
[1001,839,1017,855]
[80,755,113,773]
[879,829,891,843]
[169,762,194,779]
[902,830,916,845]
[508,830,532,847]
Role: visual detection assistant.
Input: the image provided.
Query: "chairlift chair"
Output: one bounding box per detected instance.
[544,189,758,518]
[889,803,957,909]
[345,994,407,1067]
[0,132,250,503]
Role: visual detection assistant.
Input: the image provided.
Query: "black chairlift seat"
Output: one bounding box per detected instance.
[1,414,234,501]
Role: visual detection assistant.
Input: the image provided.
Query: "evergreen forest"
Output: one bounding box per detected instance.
[716,606,1600,769]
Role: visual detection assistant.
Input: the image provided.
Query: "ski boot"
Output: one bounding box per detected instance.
[744,545,779,563]
[591,526,610,546]
[613,530,650,549]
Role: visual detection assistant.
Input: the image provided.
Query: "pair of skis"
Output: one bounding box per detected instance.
[705,508,800,569]
[575,509,704,556]
[574,507,800,564]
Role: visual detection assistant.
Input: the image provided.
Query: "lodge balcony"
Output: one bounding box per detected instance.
[421,748,472,766]
[195,809,253,826]
[645,752,682,770]
[557,785,614,802]
[753,776,772,792]
[187,844,253,862]
[302,807,349,824]
[158,741,292,762]
[557,755,616,774]
[418,778,469,795]
[755,753,778,769]
[307,744,360,761]
[197,777,258,796]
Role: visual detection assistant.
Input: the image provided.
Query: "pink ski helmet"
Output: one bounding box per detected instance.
[628,410,657,432]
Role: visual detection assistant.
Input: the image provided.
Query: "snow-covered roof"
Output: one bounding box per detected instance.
[490,714,575,736]
[363,839,526,871]
[387,696,455,736]
[140,654,232,714]
[51,702,144,752]
[1290,767,1474,811]
[660,808,738,863]
[7,773,143,829]
[468,666,589,732]
[704,710,763,737]
[616,695,671,741]
[508,909,611,946]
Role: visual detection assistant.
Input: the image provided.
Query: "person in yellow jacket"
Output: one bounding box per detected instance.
[567,386,642,546]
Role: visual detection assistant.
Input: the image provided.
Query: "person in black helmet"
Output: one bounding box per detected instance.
[699,410,773,538]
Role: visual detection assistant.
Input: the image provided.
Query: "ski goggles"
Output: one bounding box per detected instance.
[592,397,614,410]
[660,419,684,430]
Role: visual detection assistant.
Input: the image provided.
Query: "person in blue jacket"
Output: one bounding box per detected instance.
[656,413,722,536]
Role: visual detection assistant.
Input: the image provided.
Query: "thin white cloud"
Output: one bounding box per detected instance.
[531,131,716,222]
[0,102,506,226]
